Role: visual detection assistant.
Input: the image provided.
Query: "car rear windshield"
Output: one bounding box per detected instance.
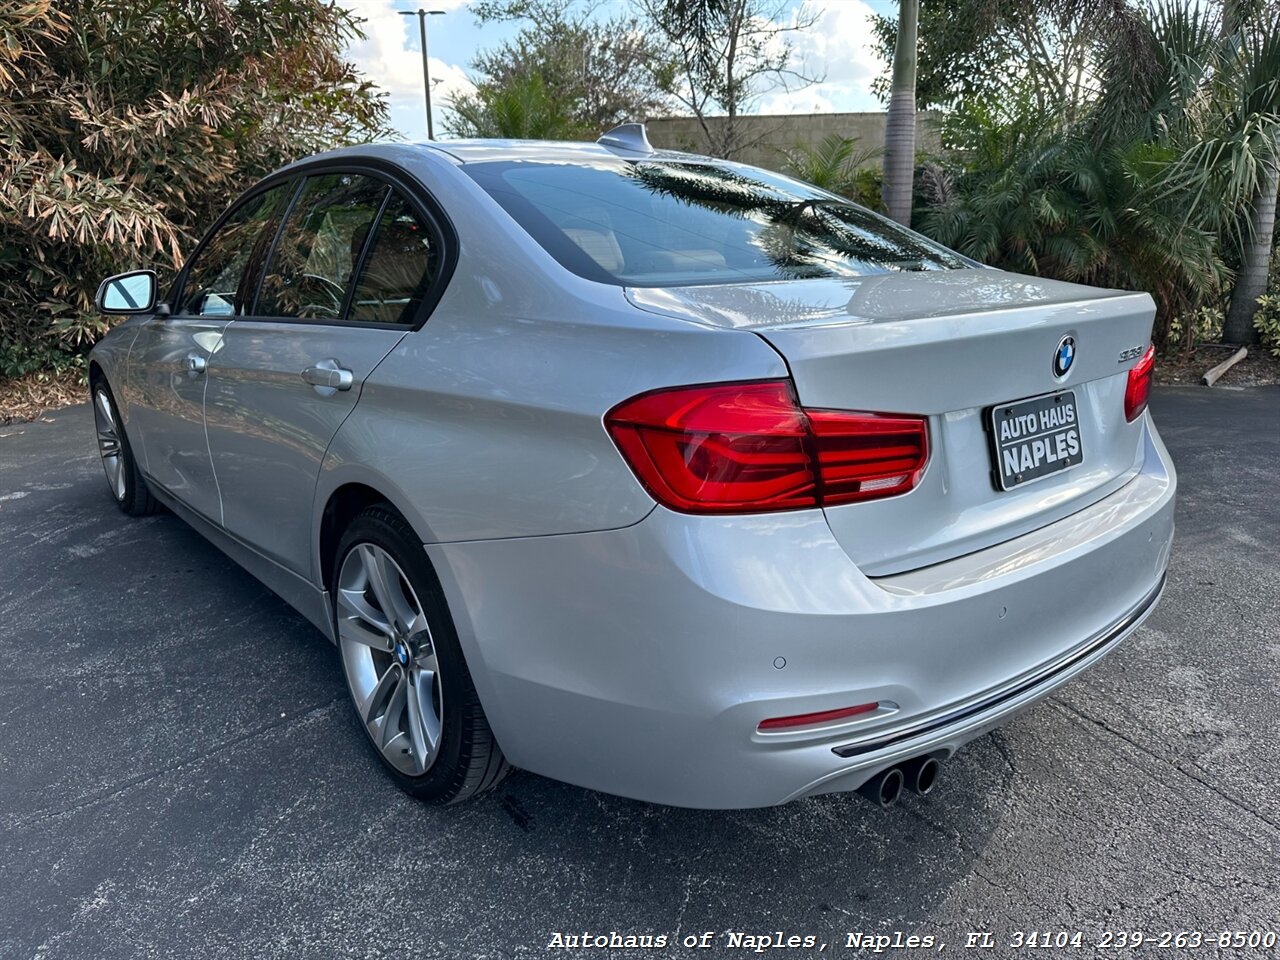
[463,158,970,287]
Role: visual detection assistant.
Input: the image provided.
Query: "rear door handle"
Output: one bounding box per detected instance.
[301,359,354,392]
[184,353,207,375]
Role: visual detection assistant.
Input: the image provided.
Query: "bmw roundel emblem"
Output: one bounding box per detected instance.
[1053,336,1076,378]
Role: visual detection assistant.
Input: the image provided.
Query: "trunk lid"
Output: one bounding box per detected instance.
[626,269,1155,575]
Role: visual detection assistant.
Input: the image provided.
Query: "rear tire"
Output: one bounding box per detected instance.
[333,506,510,804]
[90,378,159,517]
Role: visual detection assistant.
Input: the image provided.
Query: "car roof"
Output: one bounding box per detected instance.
[405,138,707,166]
[261,138,725,190]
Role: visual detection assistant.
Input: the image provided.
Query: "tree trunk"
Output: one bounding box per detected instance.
[1223,162,1278,344]
[882,0,918,226]
[720,0,742,159]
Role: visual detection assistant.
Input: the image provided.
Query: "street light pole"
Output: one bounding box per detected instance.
[399,9,445,139]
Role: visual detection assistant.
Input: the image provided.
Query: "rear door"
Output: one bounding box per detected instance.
[128,181,292,520]
[203,169,447,578]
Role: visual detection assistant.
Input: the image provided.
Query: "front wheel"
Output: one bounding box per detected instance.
[334,506,510,803]
[90,379,159,516]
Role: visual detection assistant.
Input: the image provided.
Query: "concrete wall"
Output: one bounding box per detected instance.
[644,111,942,172]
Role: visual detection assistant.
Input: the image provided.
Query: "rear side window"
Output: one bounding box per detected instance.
[348,192,440,325]
[179,183,292,316]
[257,173,389,320]
[463,159,969,287]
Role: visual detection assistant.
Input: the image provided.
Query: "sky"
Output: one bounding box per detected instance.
[341,0,897,141]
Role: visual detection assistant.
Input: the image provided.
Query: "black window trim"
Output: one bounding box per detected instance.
[238,178,301,315]
[247,174,308,321]
[169,157,458,333]
[337,187,394,322]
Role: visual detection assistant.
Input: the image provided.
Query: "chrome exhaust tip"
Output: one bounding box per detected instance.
[903,756,941,796]
[857,767,905,808]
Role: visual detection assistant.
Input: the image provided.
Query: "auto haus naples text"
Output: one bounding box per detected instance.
[546,930,940,952]
[998,400,1080,475]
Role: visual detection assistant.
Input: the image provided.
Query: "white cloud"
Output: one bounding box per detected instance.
[345,0,476,139]
[345,0,886,135]
[756,87,839,114]
[759,0,885,114]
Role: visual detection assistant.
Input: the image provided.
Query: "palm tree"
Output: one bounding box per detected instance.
[882,0,919,225]
[1226,167,1278,343]
[781,134,881,199]
[917,119,1228,349]
[1220,0,1277,344]
[1219,16,1280,344]
[1087,0,1280,344]
[446,74,588,140]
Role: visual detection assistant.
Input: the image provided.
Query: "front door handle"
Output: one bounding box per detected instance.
[301,359,354,392]
[184,353,207,375]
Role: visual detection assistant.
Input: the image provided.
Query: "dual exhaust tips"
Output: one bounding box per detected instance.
[857,756,941,808]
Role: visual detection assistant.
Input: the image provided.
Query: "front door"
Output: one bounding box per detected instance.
[128,181,293,521]
[204,171,445,579]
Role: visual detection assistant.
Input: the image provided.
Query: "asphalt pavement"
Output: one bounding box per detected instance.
[1,386,1278,959]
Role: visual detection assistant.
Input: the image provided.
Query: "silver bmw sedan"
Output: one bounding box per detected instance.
[88,126,1175,809]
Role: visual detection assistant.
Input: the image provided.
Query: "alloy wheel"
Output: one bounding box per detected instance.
[336,543,443,776]
[93,388,126,502]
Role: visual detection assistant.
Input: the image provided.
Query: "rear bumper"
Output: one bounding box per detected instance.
[429,415,1175,808]
[831,573,1164,760]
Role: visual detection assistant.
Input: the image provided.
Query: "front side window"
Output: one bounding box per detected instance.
[463,159,970,287]
[179,182,293,316]
[348,192,440,325]
[257,173,390,320]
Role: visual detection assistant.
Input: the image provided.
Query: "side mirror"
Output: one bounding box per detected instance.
[95,270,158,314]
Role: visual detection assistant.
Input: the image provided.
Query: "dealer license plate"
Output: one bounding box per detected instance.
[988,391,1083,490]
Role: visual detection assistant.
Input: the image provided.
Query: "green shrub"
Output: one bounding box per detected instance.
[914,124,1227,352]
[781,135,883,209]
[1250,248,1280,358]
[1254,296,1280,358]
[0,339,86,383]
[446,74,592,140]
[1168,305,1225,353]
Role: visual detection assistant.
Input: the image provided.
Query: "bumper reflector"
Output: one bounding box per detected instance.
[758,702,879,731]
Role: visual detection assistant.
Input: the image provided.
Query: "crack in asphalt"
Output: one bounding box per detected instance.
[1049,698,1280,836]
[6,696,345,830]
[986,727,1021,778]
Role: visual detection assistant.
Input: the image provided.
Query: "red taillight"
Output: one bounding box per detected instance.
[605,381,816,512]
[1124,344,1155,422]
[605,380,928,514]
[758,702,879,731]
[808,409,930,505]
